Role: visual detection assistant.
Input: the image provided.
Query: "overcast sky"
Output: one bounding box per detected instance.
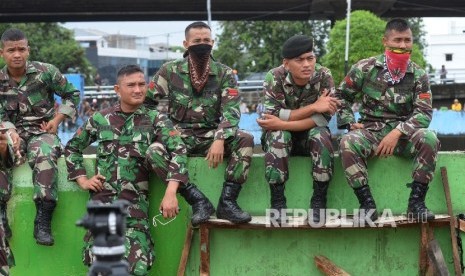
[61,21,221,47]
[61,17,465,47]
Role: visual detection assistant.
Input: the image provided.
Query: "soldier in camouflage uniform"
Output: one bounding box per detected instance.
[336,18,440,223]
[0,28,80,245]
[0,132,15,275]
[65,65,188,275]
[257,35,340,224]
[145,21,253,225]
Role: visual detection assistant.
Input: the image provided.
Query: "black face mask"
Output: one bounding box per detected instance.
[186,44,212,58]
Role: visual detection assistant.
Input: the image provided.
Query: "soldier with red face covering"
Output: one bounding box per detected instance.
[336,18,440,224]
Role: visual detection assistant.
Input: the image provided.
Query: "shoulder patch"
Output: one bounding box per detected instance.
[149,81,155,90]
[418,93,431,99]
[228,88,238,96]
[169,130,180,137]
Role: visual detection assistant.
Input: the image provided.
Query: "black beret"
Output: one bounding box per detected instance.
[281,35,313,59]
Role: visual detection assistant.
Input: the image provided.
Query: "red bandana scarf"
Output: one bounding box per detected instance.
[384,47,411,85]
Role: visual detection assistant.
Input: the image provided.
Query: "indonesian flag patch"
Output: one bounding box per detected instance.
[149,81,155,90]
[228,88,239,96]
[169,130,180,137]
[418,93,431,99]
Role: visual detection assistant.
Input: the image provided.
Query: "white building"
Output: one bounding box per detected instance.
[426,20,465,83]
[70,28,183,84]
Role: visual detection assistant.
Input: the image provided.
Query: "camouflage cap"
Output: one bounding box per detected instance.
[282,35,313,59]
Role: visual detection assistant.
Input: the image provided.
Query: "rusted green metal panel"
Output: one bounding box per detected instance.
[7,153,465,275]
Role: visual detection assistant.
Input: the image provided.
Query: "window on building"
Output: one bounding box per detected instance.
[445,53,453,61]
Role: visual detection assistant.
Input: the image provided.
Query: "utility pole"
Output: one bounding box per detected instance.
[207,0,212,26]
[344,0,352,75]
[166,33,170,60]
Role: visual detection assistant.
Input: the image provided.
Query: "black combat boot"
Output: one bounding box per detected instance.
[178,183,215,226]
[353,185,378,224]
[217,182,251,224]
[34,200,56,246]
[269,183,287,225]
[407,181,435,222]
[0,201,12,239]
[309,181,329,225]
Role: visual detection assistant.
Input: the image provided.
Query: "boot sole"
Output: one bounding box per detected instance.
[36,241,54,246]
[216,214,251,224]
[191,208,215,227]
[34,232,54,246]
[34,235,54,246]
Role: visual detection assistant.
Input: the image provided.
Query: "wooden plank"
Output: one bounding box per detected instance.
[203,215,450,230]
[419,223,430,276]
[200,225,210,276]
[427,239,450,276]
[314,255,350,276]
[441,166,462,276]
[177,224,194,276]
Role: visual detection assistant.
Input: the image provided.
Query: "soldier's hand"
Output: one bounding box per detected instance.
[312,90,341,115]
[256,114,284,130]
[76,175,105,192]
[350,123,364,130]
[160,195,179,219]
[206,140,224,169]
[376,129,402,157]
[160,181,180,218]
[0,134,8,161]
[41,120,59,134]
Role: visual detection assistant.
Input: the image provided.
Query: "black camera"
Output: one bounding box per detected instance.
[76,200,130,276]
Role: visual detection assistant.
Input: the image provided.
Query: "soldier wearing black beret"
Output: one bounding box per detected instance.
[257,34,340,225]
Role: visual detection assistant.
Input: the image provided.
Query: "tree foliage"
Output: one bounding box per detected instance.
[214,20,331,78]
[321,10,426,85]
[0,23,95,83]
[406,18,427,52]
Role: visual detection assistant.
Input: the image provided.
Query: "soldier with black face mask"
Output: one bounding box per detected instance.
[145,21,254,226]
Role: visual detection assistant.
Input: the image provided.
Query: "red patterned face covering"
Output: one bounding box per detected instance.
[384,47,412,85]
[186,44,212,93]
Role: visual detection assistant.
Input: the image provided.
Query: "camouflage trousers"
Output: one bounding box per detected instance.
[149,130,253,184]
[83,218,155,276]
[146,142,189,185]
[339,127,440,188]
[0,220,14,276]
[262,127,334,184]
[0,133,61,203]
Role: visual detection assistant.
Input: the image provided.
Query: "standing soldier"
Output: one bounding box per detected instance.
[65,65,188,275]
[145,21,253,225]
[0,28,80,245]
[257,35,340,224]
[336,18,440,223]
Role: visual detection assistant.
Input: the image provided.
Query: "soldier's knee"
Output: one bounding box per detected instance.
[339,133,363,155]
[339,134,352,152]
[238,131,254,147]
[265,168,287,184]
[420,130,440,151]
[269,130,292,142]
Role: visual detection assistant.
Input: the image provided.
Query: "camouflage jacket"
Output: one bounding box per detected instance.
[145,57,240,140]
[336,54,432,136]
[264,64,335,124]
[65,104,188,219]
[0,61,80,135]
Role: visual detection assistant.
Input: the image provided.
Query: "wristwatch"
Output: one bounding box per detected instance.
[345,123,352,132]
